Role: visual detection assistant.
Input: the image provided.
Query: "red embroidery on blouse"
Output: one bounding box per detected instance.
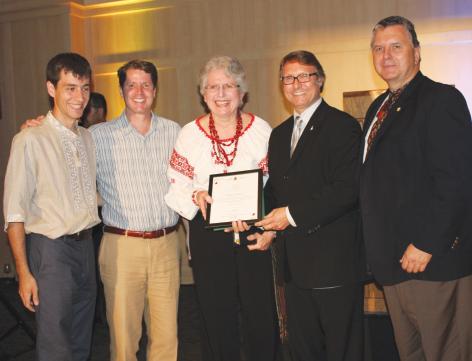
[170,149,195,179]
[258,155,269,175]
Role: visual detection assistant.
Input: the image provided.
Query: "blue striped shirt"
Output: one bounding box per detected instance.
[91,112,180,231]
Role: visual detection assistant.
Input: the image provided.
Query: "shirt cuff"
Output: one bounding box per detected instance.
[285,206,297,227]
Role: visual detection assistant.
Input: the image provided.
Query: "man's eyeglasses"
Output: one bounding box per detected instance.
[280,72,318,85]
[205,83,240,93]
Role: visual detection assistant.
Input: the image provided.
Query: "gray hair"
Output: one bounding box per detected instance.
[371,16,420,49]
[199,56,248,95]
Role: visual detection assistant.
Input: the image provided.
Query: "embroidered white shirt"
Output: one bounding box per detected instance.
[4,112,99,238]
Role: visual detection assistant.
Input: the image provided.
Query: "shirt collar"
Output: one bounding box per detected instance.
[293,97,322,126]
[46,111,80,139]
[117,111,159,136]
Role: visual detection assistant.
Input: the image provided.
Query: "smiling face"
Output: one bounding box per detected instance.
[203,68,243,119]
[47,70,90,124]
[120,68,156,116]
[372,24,421,90]
[281,61,323,114]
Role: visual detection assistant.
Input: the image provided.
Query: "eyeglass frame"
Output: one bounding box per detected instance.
[280,72,319,85]
[204,83,240,93]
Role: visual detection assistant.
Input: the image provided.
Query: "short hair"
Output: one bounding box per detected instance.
[199,56,248,96]
[279,50,326,92]
[117,60,158,89]
[46,52,92,108]
[88,92,107,117]
[371,16,420,48]
[81,92,107,125]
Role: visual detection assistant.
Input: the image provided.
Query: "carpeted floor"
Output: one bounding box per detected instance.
[0,278,399,361]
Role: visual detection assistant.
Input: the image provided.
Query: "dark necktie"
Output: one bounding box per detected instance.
[366,87,404,154]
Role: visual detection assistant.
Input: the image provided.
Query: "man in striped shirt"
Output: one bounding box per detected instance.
[90,60,181,361]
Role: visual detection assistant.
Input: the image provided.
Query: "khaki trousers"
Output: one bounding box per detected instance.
[99,231,180,361]
[383,274,472,361]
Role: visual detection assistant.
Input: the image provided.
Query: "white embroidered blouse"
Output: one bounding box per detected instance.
[165,113,271,220]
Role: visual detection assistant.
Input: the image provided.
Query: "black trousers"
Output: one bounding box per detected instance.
[285,281,364,361]
[27,232,96,361]
[189,215,279,361]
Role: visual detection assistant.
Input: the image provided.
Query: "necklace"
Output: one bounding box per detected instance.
[208,111,243,167]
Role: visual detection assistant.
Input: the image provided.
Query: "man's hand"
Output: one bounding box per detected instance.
[18,272,39,312]
[255,207,290,231]
[400,243,432,273]
[247,231,275,251]
[7,222,38,312]
[20,115,45,130]
[195,190,213,220]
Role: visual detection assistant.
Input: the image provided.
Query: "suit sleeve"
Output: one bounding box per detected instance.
[290,115,361,230]
[415,86,472,255]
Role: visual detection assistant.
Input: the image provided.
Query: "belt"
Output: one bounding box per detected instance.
[103,225,177,239]
[63,228,93,241]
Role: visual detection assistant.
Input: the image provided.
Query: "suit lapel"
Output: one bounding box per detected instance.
[363,72,425,162]
[278,116,295,169]
[289,100,327,166]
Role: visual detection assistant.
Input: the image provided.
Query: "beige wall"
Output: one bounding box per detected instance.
[0,0,471,276]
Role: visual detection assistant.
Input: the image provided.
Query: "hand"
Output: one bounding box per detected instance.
[224,220,251,233]
[400,243,432,273]
[195,190,213,220]
[20,115,45,130]
[247,231,275,251]
[255,207,290,231]
[18,272,39,312]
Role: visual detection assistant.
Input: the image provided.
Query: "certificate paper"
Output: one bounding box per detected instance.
[206,169,263,228]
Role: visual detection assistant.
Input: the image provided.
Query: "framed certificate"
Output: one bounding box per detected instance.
[205,169,263,228]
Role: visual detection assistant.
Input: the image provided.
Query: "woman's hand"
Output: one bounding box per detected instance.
[225,220,251,233]
[195,190,213,220]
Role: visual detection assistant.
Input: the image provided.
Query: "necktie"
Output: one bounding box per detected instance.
[290,115,303,156]
[366,88,404,154]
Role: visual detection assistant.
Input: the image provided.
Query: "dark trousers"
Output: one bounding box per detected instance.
[27,232,96,361]
[189,215,279,361]
[285,281,364,361]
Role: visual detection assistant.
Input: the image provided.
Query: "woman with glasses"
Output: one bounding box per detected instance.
[165,56,278,361]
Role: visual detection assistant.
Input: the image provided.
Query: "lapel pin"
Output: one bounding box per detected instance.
[396,107,401,112]
[310,126,314,131]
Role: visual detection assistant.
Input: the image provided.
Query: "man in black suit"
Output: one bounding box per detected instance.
[254,50,365,361]
[360,16,472,361]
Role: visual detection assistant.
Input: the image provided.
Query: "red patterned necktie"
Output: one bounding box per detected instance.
[366,88,404,154]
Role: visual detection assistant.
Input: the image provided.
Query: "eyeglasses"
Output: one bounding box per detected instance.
[280,72,318,85]
[205,83,240,93]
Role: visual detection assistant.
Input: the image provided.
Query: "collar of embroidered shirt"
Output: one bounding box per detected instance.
[46,111,79,139]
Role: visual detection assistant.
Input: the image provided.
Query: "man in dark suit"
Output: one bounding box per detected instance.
[254,50,365,361]
[360,16,472,361]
